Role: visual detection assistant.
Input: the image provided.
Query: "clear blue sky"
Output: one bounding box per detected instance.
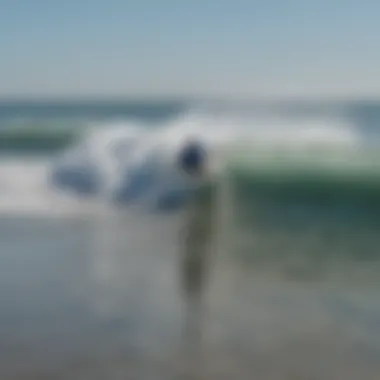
[1,0,379,99]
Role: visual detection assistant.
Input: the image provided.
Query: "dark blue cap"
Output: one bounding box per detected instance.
[178,141,206,174]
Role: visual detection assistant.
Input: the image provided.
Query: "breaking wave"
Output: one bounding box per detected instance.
[48,111,363,209]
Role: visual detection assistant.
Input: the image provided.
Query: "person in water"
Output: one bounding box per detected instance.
[177,139,216,343]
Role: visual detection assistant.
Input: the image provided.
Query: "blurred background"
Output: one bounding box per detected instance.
[1,1,380,379]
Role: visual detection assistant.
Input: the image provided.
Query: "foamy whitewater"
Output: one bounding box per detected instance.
[0,108,369,217]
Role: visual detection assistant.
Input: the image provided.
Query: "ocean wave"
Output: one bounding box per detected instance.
[1,106,380,277]
[48,111,366,211]
[0,127,78,152]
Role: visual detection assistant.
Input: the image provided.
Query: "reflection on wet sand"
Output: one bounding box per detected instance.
[1,206,380,379]
[89,203,211,379]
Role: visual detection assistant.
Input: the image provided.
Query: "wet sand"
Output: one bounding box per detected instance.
[0,209,380,379]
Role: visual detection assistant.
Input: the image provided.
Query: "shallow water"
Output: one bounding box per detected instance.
[2,100,380,378]
[0,206,380,380]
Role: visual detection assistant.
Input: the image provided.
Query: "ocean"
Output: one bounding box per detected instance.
[1,99,380,379]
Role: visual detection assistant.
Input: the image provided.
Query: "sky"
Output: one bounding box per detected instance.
[0,0,379,99]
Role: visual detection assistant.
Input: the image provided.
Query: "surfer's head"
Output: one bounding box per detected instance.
[177,139,207,178]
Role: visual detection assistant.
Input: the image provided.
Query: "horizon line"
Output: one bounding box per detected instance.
[1,94,380,104]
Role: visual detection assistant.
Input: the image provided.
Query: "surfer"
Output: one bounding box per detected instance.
[177,138,216,345]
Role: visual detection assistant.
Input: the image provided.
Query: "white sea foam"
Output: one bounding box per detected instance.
[0,110,362,216]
